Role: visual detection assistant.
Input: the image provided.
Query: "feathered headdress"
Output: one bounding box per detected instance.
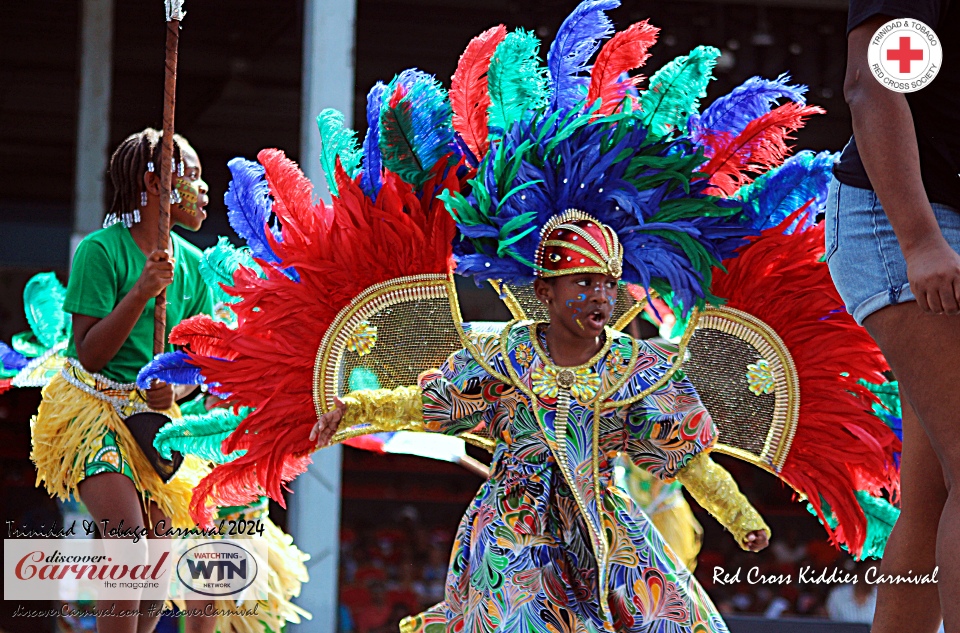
[0,272,71,393]
[441,0,822,314]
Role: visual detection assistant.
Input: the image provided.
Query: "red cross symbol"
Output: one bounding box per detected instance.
[887,36,924,73]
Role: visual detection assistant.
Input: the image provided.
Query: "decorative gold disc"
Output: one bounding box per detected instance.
[557,369,576,389]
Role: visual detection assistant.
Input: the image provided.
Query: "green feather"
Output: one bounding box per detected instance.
[154,406,251,463]
[23,272,69,349]
[861,379,901,418]
[348,367,381,391]
[640,45,720,138]
[178,394,210,417]
[12,331,48,358]
[316,108,362,196]
[487,30,549,132]
[200,238,262,305]
[807,491,900,560]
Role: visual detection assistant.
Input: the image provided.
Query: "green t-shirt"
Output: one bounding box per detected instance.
[64,224,214,383]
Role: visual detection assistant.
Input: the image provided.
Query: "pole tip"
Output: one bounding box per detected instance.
[164,0,185,21]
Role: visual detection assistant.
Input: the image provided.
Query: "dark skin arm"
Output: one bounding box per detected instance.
[845,15,960,314]
[73,250,178,410]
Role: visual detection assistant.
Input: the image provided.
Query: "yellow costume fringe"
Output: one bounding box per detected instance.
[171,504,310,633]
[30,372,195,528]
[210,515,311,633]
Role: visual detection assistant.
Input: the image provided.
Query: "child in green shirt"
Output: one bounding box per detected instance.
[30,127,213,633]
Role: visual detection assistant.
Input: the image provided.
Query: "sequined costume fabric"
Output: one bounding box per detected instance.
[350,322,726,633]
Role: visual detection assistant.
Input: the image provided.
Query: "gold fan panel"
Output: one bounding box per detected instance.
[684,307,799,475]
[313,274,494,451]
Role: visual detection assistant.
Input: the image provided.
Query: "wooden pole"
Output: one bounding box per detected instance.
[154,2,183,356]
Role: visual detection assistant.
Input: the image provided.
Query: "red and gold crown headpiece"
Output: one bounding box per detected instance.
[533,209,623,279]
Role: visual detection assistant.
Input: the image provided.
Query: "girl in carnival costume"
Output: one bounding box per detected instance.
[313,210,769,633]
[142,1,899,630]
[29,128,212,633]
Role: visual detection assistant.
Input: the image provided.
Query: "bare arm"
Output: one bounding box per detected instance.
[845,16,960,314]
[73,296,150,374]
[72,249,174,373]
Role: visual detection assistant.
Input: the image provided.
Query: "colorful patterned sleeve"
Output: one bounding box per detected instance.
[416,334,507,436]
[623,369,717,480]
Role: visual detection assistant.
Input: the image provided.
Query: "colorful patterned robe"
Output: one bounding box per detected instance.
[407,321,726,633]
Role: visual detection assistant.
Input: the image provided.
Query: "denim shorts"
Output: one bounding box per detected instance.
[825,177,960,325]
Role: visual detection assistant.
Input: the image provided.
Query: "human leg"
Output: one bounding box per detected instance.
[869,387,945,633]
[863,304,960,632]
[78,472,151,633]
[183,600,217,633]
[135,502,172,633]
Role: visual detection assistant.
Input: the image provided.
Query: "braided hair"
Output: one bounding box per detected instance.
[104,128,187,227]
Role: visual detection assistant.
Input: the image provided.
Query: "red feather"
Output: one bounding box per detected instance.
[586,21,659,116]
[710,214,898,557]
[450,25,507,161]
[699,102,824,196]
[258,148,330,244]
[180,150,461,526]
[169,315,237,360]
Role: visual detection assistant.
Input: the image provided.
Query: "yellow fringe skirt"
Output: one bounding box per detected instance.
[30,367,195,528]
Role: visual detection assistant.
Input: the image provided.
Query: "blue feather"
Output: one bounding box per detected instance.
[224,158,281,265]
[738,150,836,231]
[450,110,752,311]
[547,0,619,112]
[361,82,387,198]
[137,351,204,390]
[379,69,455,188]
[691,73,807,137]
[0,341,28,371]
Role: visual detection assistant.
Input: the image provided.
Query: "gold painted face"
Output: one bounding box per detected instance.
[171,145,208,231]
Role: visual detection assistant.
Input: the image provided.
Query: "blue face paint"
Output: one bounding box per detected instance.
[567,293,587,330]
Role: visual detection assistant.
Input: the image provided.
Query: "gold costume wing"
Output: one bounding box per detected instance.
[313,273,493,450]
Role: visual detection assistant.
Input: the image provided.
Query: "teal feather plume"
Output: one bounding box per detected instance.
[23,272,69,349]
[807,491,901,560]
[640,45,720,138]
[487,30,549,132]
[199,237,263,305]
[153,407,251,463]
[348,367,381,391]
[317,108,362,196]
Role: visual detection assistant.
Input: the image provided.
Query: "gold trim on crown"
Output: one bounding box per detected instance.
[533,209,623,279]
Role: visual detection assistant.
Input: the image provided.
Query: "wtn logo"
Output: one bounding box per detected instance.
[176,542,259,597]
[185,559,247,581]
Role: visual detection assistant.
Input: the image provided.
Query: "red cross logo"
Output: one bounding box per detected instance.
[887,36,924,73]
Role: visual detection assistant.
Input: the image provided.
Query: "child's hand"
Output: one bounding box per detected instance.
[146,380,175,411]
[743,530,769,552]
[310,397,346,448]
[134,250,175,300]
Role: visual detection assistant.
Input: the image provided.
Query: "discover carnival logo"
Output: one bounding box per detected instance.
[4,538,268,601]
[869,18,942,93]
[176,541,259,597]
